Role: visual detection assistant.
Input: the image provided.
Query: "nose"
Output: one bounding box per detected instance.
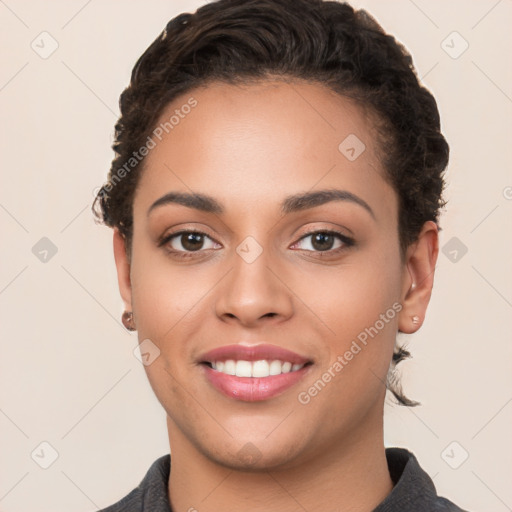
[214,247,294,328]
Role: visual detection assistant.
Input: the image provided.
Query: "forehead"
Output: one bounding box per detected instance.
[134,80,397,223]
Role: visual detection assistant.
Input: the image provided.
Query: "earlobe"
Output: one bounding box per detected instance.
[113,228,133,311]
[398,221,439,334]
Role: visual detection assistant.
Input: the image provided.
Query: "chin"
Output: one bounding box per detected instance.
[205,435,311,473]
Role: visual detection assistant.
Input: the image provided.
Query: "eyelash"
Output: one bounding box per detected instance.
[159,229,355,259]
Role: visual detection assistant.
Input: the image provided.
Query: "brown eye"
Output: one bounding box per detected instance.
[293,231,354,253]
[179,232,205,251]
[162,231,220,253]
[310,232,336,251]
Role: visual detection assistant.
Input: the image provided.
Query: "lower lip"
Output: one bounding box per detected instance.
[202,364,311,401]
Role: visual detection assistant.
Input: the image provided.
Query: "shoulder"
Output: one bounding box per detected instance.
[97,454,171,512]
[374,447,470,512]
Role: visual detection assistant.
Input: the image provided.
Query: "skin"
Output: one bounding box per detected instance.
[113,80,438,512]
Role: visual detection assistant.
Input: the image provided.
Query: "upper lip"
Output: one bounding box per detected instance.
[198,344,312,365]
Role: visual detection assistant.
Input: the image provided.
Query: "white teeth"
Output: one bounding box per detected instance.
[269,360,282,375]
[235,360,252,377]
[252,360,270,378]
[210,359,305,377]
[223,359,236,375]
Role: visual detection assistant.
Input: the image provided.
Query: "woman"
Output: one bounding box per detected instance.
[93,0,467,510]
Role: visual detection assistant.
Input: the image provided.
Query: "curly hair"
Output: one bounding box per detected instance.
[92,0,449,406]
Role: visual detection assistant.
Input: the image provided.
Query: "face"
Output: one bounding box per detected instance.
[114,80,437,471]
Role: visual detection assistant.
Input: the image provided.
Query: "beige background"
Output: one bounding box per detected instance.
[1,1,511,511]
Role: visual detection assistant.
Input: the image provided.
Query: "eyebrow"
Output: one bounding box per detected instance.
[147,189,375,219]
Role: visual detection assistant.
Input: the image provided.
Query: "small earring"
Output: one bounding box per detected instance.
[411,315,420,325]
[122,311,136,331]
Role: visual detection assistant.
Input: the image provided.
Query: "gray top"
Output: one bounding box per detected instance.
[98,448,468,511]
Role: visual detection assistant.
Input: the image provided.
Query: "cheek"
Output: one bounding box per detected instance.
[291,247,402,338]
[294,281,400,440]
[129,241,211,340]
[129,251,212,416]
[292,246,402,398]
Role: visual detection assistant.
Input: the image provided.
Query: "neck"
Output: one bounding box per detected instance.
[166,416,393,512]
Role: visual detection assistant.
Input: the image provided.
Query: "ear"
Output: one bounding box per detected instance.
[113,228,132,311]
[398,221,439,334]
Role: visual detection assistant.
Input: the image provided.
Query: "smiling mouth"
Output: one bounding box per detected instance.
[198,343,314,400]
[202,359,313,378]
